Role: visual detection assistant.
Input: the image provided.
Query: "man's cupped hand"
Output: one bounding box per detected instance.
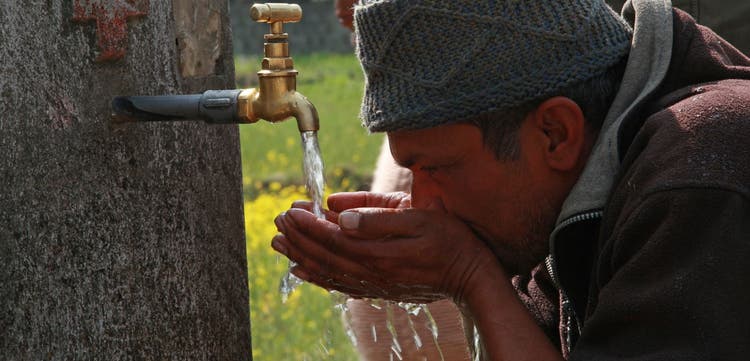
[272,191,502,304]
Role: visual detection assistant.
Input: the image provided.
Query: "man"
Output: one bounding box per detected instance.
[274,0,750,359]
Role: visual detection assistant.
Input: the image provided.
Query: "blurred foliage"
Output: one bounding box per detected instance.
[239,53,382,360]
[245,186,357,360]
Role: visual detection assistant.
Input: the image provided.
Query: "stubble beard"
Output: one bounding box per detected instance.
[487,199,557,276]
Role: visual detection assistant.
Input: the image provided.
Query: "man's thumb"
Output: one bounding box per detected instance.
[338,211,362,231]
[338,207,424,238]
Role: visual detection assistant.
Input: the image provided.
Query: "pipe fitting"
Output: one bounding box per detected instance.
[110,2,318,132]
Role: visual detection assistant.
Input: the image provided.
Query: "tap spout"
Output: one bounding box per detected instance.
[237,88,319,132]
[291,92,319,132]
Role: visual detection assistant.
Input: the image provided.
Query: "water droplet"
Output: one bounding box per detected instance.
[391,345,404,360]
[406,313,423,349]
[422,305,446,361]
[386,304,403,354]
[471,325,482,361]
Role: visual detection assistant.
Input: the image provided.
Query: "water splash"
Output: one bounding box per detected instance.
[279,131,325,301]
[386,304,403,356]
[406,312,423,349]
[318,340,330,357]
[398,302,424,317]
[396,302,443,357]
[422,304,445,361]
[369,299,384,310]
[471,325,482,361]
[422,305,439,341]
[351,300,444,359]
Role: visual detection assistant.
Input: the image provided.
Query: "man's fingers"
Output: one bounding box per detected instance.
[338,207,429,238]
[327,191,410,212]
[280,208,380,258]
[327,192,367,211]
[277,208,380,261]
[290,200,339,222]
[290,264,373,298]
[291,200,312,209]
[280,208,339,242]
[272,226,383,297]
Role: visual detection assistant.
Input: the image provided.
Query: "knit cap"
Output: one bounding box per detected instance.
[354,0,633,132]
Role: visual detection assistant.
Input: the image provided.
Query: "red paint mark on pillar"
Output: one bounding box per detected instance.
[73,0,148,62]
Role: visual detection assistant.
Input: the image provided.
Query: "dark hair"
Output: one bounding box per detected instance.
[469,56,629,160]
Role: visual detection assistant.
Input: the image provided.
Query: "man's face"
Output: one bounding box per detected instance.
[388,122,557,275]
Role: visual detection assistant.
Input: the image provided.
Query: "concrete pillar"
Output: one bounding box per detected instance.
[0,1,250,359]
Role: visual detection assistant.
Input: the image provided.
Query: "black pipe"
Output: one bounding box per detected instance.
[111,89,244,124]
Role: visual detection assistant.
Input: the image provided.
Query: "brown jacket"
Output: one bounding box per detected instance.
[550,8,750,360]
[607,0,750,55]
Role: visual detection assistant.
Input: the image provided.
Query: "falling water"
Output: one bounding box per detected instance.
[385,304,404,360]
[279,131,446,358]
[471,325,482,361]
[358,300,444,361]
[422,305,445,361]
[279,130,325,301]
[300,131,325,218]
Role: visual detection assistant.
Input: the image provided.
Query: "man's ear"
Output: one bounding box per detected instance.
[528,97,587,171]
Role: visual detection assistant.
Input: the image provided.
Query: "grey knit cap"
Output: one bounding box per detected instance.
[354,0,633,132]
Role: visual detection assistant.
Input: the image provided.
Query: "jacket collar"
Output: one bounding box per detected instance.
[554,0,674,227]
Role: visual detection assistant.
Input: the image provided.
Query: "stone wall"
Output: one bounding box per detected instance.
[230,0,354,55]
[0,1,250,359]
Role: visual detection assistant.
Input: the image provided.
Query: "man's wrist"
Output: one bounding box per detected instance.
[453,251,513,311]
[456,257,564,361]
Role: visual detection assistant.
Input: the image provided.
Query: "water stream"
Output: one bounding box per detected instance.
[279,131,325,301]
[281,130,446,359]
[300,131,326,219]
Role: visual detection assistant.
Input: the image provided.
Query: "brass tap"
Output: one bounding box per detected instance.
[111,3,319,133]
[238,3,319,132]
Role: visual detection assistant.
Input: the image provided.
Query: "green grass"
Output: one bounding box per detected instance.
[237,53,385,199]
[238,53,382,360]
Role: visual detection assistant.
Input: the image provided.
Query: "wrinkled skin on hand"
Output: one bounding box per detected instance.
[272,191,503,304]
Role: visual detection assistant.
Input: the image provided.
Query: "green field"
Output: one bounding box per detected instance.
[239,53,382,360]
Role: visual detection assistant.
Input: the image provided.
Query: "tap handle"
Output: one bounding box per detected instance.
[250,3,302,24]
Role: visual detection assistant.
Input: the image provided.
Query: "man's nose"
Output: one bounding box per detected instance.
[410,173,445,210]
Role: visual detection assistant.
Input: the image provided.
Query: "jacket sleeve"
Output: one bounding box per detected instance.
[570,187,750,361]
